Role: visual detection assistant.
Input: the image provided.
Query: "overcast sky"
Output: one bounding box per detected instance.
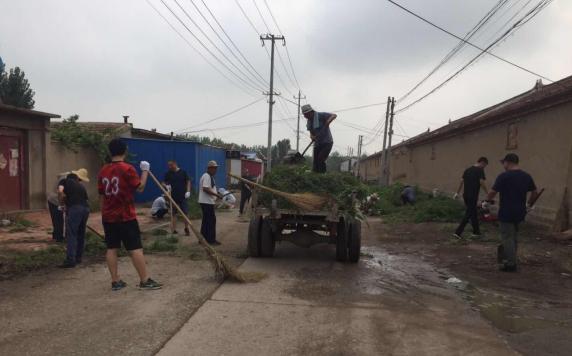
[1,0,570,155]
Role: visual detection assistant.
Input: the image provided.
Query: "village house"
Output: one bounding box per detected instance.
[358,75,572,230]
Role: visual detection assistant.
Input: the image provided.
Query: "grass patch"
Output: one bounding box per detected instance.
[187,193,202,219]
[369,185,464,224]
[152,228,169,236]
[6,246,66,272]
[177,245,207,260]
[84,232,107,256]
[146,236,179,253]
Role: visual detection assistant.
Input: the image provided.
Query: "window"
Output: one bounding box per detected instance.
[506,123,518,149]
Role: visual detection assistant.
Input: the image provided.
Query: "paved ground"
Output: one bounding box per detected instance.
[158,221,514,356]
[0,211,248,356]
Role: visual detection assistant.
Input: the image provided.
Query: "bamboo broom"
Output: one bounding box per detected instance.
[229,173,329,211]
[148,170,263,283]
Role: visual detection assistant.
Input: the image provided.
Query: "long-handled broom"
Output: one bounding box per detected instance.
[147,170,263,283]
[229,173,330,211]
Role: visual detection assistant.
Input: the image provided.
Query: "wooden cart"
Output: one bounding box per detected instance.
[247,193,362,263]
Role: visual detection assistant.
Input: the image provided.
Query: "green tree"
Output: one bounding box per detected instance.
[272,139,291,161]
[0,66,35,109]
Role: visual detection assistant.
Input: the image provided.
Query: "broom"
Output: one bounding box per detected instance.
[229,173,329,211]
[147,170,263,283]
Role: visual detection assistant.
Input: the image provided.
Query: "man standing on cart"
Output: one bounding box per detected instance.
[302,104,337,173]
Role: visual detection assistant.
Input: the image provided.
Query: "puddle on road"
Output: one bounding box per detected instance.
[448,279,570,334]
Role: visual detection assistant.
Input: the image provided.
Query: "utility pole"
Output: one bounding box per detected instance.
[379,97,391,185]
[356,135,363,180]
[260,34,285,172]
[294,90,306,151]
[384,97,396,186]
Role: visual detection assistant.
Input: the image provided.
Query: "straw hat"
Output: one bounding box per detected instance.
[301,104,313,114]
[71,168,90,182]
[207,160,219,168]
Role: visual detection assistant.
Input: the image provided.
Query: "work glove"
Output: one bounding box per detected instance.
[139,161,150,172]
[453,193,459,200]
[165,184,172,192]
[481,201,489,209]
[185,191,191,199]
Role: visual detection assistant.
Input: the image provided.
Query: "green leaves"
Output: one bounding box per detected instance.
[0,65,35,109]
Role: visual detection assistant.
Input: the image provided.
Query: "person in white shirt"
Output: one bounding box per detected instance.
[199,161,223,245]
[150,195,168,219]
[217,188,236,208]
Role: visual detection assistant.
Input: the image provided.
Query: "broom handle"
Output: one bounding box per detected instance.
[229,173,285,196]
[147,171,209,246]
[86,224,105,240]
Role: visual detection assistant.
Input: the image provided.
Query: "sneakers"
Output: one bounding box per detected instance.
[471,233,482,238]
[184,228,190,236]
[499,264,518,272]
[112,280,127,291]
[452,233,462,239]
[172,230,179,235]
[139,278,162,290]
[209,240,222,246]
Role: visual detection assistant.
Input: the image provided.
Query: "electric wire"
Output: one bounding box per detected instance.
[170,0,266,92]
[387,0,554,84]
[158,0,264,93]
[145,0,257,97]
[395,0,555,114]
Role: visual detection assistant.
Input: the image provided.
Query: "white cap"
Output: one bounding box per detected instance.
[207,160,219,167]
[301,104,313,114]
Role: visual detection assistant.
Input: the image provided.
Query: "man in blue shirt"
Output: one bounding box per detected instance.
[486,153,538,272]
[302,104,337,173]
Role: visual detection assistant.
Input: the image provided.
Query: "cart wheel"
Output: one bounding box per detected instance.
[260,219,276,257]
[336,219,348,262]
[248,216,262,257]
[348,221,362,263]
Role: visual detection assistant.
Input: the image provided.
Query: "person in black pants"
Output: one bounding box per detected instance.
[239,170,255,216]
[58,169,90,268]
[453,157,489,239]
[199,161,223,245]
[164,160,191,236]
[47,173,68,242]
[302,104,337,173]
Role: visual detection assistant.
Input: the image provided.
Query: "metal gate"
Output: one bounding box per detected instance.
[0,128,25,211]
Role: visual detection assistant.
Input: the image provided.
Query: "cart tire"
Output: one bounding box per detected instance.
[260,219,276,257]
[348,221,362,263]
[336,219,348,262]
[248,216,262,257]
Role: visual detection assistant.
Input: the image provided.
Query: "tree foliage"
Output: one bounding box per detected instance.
[271,139,291,161]
[51,115,119,163]
[0,64,35,109]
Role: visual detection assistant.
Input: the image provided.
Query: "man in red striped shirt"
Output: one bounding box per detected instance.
[98,139,161,291]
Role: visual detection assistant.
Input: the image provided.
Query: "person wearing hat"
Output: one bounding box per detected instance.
[58,168,90,268]
[198,160,223,245]
[486,153,539,272]
[301,104,337,173]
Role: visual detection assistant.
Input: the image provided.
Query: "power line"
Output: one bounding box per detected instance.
[397,0,511,103]
[189,0,269,88]
[145,0,258,97]
[262,0,302,89]
[394,0,555,114]
[175,97,265,133]
[387,0,555,85]
[157,0,263,94]
[171,0,266,92]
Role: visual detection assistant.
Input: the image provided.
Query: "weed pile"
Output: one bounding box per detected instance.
[368,183,464,223]
[258,165,369,219]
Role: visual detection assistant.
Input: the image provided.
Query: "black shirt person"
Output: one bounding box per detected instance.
[487,153,538,272]
[58,169,90,268]
[164,160,191,236]
[453,157,489,238]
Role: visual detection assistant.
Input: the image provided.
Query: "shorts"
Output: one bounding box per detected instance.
[173,199,188,216]
[103,220,143,251]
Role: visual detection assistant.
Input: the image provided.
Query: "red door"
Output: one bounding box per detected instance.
[0,128,24,211]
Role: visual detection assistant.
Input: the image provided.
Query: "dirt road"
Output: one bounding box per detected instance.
[2,214,571,355]
[158,219,514,355]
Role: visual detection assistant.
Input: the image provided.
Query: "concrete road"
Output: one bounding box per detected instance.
[158,222,514,355]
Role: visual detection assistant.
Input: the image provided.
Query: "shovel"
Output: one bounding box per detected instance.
[289,139,315,164]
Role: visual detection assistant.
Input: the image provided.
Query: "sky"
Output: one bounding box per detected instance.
[1,0,570,155]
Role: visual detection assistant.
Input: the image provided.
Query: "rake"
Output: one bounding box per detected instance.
[148,170,263,283]
[229,173,329,211]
